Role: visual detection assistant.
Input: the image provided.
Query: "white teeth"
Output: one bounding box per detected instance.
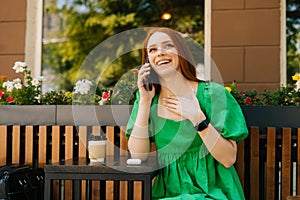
[157,59,171,65]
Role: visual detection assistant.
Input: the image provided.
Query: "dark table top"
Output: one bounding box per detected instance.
[44,156,159,174]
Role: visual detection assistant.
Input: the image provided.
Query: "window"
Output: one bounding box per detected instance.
[41,0,205,91]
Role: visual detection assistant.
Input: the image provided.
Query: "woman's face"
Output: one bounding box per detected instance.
[146,32,179,77]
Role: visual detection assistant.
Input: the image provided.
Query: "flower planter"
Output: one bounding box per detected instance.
[0,105,299,129]
[0,105,56,125]
[56,105,133,126]
[241,105,300,131]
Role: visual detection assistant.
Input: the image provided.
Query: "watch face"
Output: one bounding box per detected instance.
[196,119,210,131]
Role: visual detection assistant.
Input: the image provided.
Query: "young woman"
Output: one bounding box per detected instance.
[126,27,248,199]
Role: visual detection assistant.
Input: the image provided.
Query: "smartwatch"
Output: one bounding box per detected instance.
[194,118,210,132]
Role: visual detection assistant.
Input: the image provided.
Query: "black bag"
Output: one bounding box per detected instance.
[0,164,44,200]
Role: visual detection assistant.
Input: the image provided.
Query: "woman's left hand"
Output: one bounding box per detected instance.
[163,95,206,125]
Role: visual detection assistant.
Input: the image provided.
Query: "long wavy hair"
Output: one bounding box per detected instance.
[141,28,204,93]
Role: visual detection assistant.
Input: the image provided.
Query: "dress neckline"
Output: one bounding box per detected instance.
[152,82,200,123]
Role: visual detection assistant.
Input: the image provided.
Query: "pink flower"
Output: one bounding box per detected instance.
[99,91,110,105]
[245,97,252,104]
[0,90,4,99]
[6,96,14,103]
[102,91,110,100]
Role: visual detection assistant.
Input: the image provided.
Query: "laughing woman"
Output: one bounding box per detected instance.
[126,27,248,200]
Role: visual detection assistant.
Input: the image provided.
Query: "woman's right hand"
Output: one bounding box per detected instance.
[138,63,156,103]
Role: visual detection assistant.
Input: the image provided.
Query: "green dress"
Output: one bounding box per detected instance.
[126,82,249,200]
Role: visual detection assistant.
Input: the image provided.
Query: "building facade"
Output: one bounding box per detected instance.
[0,0,284,92]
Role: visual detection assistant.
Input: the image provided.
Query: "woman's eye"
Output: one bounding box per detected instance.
[148,48,156,53]
[165,43,174,49]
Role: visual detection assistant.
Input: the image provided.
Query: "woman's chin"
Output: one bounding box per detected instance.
[157,69,181,80]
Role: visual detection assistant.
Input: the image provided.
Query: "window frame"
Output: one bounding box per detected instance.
[25,0,43,77]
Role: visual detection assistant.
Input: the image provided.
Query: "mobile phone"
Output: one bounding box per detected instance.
[143,56,153,91]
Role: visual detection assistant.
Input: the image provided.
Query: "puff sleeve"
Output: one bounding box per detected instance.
[197,82,248,143]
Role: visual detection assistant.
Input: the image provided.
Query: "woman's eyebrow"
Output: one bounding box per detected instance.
[162,41,173,45]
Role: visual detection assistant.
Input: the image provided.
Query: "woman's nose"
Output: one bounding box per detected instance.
[157,48,166,56]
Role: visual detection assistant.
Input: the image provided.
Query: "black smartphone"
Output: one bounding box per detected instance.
[143,56,153,91]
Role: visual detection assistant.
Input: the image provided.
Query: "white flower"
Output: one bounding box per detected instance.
[31,79,40,87]
[74,79,93,95]
[31,76,44,87]
[3,81,14,92]
[32,76,45,88]
[13,78,22,89]
[14,82,22,90]
[3,79,23,91]
[13,78,21,84]
[3,81,9,88]
[36,76,45,81]
[12,61,27,73]
[35,94,41,100]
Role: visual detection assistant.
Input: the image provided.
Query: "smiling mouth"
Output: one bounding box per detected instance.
[156,59,172,66]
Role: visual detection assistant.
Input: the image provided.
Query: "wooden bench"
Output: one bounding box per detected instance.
[0,105,299,199]
[236,127,300,200]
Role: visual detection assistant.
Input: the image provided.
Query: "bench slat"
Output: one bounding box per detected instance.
[51,126,60,199]
[25,126,34,164]
[236,140,245,189]
[12,126,21,163]
[106,126,115,156]
[120,126,128,156]
[266,127,276,200]
[106,126,115,199]
[282,128,292,199]
[78,126,87,158]
[92,126,101,200]
[78,126,87,200]
[120,126,128,198]
[65,126,74,200]
[250,126,260,200]
[39,126,47,167]
[0,126,7,165]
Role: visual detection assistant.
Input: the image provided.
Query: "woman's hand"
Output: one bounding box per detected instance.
[138,63,156,103]
[163,95,205,125]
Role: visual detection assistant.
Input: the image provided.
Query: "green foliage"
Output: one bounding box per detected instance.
[229,82,263,105]
[42,0,205,91]
[228,81,300,106]
[40,91,73,105]
[104,67,138,105]
[262,85,300,106]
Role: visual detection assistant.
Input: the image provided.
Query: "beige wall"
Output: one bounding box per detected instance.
[0,0,26,80]
[211,0,281,91]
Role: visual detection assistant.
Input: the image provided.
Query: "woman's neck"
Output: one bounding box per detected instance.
[159,76,196,98]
